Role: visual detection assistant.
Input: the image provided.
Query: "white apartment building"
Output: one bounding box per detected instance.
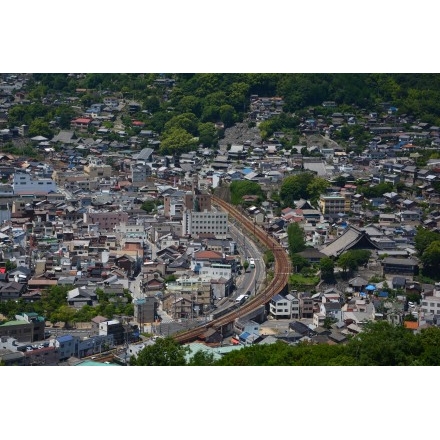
[12,171,58,195]
[114,223,148,241]
[421,291,440,315]
[199,264,232,280]
[182,209,228,239]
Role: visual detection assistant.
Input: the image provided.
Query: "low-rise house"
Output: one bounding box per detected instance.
[286,293,300,319]
[320,301,343,322]
[198,328,223,345]
[269,294,292,319]
[0,281,27,301]
[382,257,419,276]
[289,320,316,337]
[55,334,77,360]
[233,319,261,345]
[67,286,98,308]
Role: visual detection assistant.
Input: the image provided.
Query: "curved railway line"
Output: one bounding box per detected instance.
[173,195,292,344]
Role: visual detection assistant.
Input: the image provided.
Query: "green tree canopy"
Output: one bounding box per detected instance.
[279,173,320,207]
[306,177,330,204]
[421,240,440,277]
[337,249,371,275]
[287,222,306,256]
[164,112,199,136]
[130,337,189,366]
[29,119,53,138]
[229,180,265,205]
[140,200,157,213]
[159,127,196,155]
[198,122,217,147]
[320,257,335,282]
[414,227,440,256]
[346,321,423,366]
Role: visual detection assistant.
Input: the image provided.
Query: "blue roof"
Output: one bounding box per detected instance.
[239,331,250,340]
[76,360,120,366]
[57,335,74,343]
[378,291,389,298]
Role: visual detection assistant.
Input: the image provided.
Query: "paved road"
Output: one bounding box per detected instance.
[228,219,266,298]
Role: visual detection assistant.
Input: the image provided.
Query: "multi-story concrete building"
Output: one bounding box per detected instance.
[131,163,152,190]
[163,190,186,220]
[182,210,228,238]
[421,291,440,316]
[0,313,45,343]
[269,294,292,319]
[12,171,58,196]
[83,157,112,179]
[318,193,351,215]
[84,210,129,232]
[133,297,158,326]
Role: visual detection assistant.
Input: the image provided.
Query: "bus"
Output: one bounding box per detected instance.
[249,258,255,269]
[235,294,249,305]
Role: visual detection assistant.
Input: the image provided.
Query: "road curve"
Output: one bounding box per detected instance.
[173,196,292,344]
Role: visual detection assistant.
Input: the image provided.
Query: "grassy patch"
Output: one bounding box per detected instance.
[289,274,319,289]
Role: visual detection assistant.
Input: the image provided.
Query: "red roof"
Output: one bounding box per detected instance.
[404,321,418,330]
[194,250,223,260]
[72,118,92,124]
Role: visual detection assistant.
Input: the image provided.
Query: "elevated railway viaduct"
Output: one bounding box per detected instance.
[172,195,292,344]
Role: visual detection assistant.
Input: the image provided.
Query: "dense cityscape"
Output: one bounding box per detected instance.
[2,73,440,366]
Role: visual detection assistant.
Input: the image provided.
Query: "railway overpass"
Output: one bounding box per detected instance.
[173,196,292,344]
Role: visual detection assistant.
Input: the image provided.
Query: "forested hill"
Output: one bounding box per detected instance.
[29,73,440,124]
[8,73,440,157]
[129,321,440,366]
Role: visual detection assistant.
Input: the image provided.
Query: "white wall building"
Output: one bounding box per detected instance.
[421,291,440,315]
[182,209,228,238]
[12,171,58,195]
[199,264,232,280]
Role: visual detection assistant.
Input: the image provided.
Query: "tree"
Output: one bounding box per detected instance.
[187,350,216,366]
[5,260,17,271]
[159,127,196,155]
[56,305,77,327]
[198,122,217,147]
[320,257,335,282]
[219,104,238,127]
[323,317,337,329]
[229,180,265,205]
[337,249,371,276]
[417,327,440,365]
[421,240,440,277]
[337,252,357,275]
[279,173,316,207]
[346,321,423,366]
[414,227,440,256]
[287,223,306,256]
[130,337,189,366]
[28,119,53,138]
[290,253,310,272]
[141,200,157,213]
[263,250,275,268]
[164,113,199,136]
[243,260,249,272]
[306,177,330,204]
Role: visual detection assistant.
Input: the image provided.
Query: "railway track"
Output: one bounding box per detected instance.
[173,196,292,344]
